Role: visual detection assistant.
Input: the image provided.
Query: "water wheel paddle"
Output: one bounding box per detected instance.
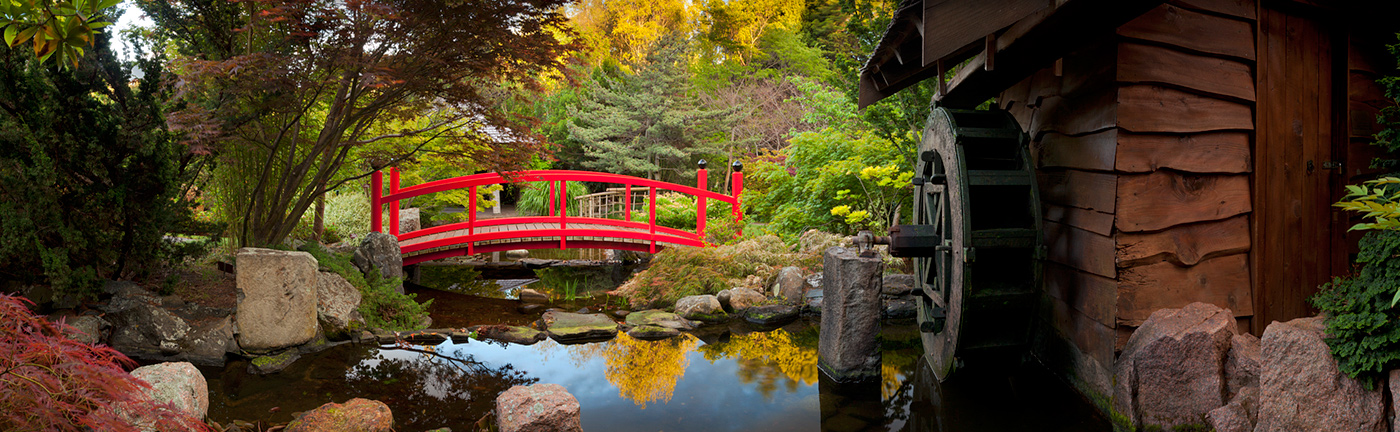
[892,107,1042,381]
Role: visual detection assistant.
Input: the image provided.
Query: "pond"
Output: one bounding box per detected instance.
[201,265,1113,431]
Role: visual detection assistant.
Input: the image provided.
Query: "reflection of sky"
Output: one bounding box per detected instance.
[431,337,821,432]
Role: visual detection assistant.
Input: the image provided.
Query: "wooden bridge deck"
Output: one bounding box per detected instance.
[397,222,689,258]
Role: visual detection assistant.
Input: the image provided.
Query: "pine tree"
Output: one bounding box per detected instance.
[567,35,728,180]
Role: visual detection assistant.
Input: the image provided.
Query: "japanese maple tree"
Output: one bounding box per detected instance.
[0,295,210,431]
[142,0,579,247]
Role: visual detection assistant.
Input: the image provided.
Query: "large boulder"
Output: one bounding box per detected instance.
[130,362,209,420]
[1111,302,1235,430]
[286,398,393,432]
[101,289,234,366]
[719,288,766,312]
[772,266,805,301]
[59,314,109,345]
[236,248,320,352]
[1391,370,1400,432]
[399,208,421,233]
[1254,316,1387,432]
[1225,333,1260,400]
[540,311,617,343]
[496,383,582,432]
[316,271,363,341]
[624,310,695,331]
[674,295,726,322]
[352,232,405,293]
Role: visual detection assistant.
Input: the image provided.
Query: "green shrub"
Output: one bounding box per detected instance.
[612,235,820,307]
[289,190,372,246]
[301,245,431,331]
[1311,230,1400,388]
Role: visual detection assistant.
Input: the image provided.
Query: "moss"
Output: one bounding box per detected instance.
[687,312,728,322]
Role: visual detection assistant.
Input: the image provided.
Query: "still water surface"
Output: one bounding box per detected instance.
[203,263,1111,431]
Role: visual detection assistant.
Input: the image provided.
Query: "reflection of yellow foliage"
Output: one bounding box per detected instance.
[602,333,698,408]
[699,329,818,398]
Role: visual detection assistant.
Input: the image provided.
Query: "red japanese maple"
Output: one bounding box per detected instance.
[0,294,211,431]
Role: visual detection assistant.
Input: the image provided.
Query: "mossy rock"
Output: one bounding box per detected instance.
[624,310,695,331]
[472,324,547,345]
[540,311,618,344]
[627,325,681,340]
[745,304,799,326]
[249,349,301,375]
[684,311,729,323]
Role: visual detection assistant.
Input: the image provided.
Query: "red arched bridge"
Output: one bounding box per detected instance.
[371,164,743,265]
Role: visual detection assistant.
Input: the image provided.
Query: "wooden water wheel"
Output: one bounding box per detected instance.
[890,107,1042,381]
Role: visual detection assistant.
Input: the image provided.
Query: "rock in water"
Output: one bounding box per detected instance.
[674,295,726,322]
[316,271,363,341]
[352,232,404,293]
[628,325,681,340]
[399,208,421,233]
[496,384,582,432]
[102,288,234,366]
[772,266,805,301]
[1254,316,1386,432]
[818,247,883,383]
[286,398,394,432]
[540,311,617,343]
[130,362,209,420]
[518,288,549,304]
[472,325,547,345]
[236,248,319,352]
[1111,302,1235,430]
[745,304,799,326]
[624,310,695,331]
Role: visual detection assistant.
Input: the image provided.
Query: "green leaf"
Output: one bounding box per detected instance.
[3,24,17,46]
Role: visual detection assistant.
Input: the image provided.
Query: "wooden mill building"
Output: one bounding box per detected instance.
[860,0,1400,405]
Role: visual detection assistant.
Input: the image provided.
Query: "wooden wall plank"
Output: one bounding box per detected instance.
[1169,0,1256,20]
[1039,169,1117,212]
[1116,214,1251,268]
[1060,40,1118,98]
[1116,131,1252,173]
[1045,296,1118,371]
[1030,66,1065,103]
[1117,85,1255,133]
[1117,4,1256,61]
[1117,42,1255,102]
[1038,130,1117,171]
[1115,171,1251,232]
[1044,262,1117,327]
[1044,204,1114,236]
[1117,253,1253,326]
[1045,220,1116,278]
[1033,85,1117,136]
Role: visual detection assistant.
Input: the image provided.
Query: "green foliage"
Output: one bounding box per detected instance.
[302,245,431,331]
[613,235,819,307]
[0,25,210,299]
[517,181,589,216]
[567,34,727,181]
[0,0,118,67]
[1310,230,1400,388]
[1336,178,1400,232]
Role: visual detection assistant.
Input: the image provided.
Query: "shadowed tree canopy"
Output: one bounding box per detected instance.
[142,0,579,247]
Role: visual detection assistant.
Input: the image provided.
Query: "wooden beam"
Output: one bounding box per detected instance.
[985,34,997,71]
[935,0,1167,108]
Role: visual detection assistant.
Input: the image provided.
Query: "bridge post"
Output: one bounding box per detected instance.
[371,170,383,233]
[559,180,567,249]
[389,167,400,237]
[697,160,707,241]
[732,161,744,237]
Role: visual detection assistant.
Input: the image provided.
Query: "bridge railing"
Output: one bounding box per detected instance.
[370,162,743,256]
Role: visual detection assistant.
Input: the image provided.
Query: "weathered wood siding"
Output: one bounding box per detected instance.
[1003,0,1261,395]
